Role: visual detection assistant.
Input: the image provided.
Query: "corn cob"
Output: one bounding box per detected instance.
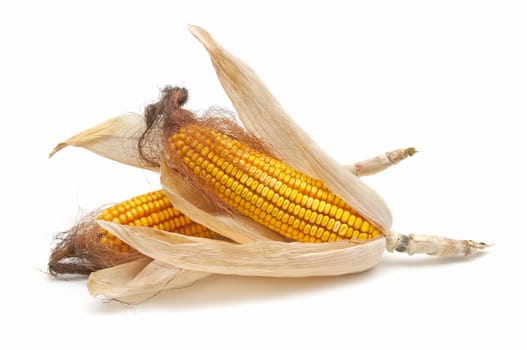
[97,189,220,251]
[169,124,382,243]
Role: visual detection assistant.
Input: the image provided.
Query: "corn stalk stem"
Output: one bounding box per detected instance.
[386,231,490,257]
[347,147,417,177]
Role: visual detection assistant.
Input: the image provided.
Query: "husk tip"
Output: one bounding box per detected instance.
[49,142,68,158]
[187,24,215,49]
[187,24,205,35]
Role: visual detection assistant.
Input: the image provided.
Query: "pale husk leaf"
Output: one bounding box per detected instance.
[49,113,156,171]
[160,160,285,244]
[49,112,366,176]
[87,258,210,303]
[188,25,392,234]
[98,220,386,277]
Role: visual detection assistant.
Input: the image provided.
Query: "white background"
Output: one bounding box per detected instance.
[1,1,526,349]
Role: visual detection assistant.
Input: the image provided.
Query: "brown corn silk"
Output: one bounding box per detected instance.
[49,212,145,275]
[48,189,224,275]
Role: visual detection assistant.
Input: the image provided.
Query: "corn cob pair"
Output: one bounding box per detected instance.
[49,26,489,302]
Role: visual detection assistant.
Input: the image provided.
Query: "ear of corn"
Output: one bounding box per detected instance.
[97,189,221,251]
[189,25,392,236]
[169,124,382,243]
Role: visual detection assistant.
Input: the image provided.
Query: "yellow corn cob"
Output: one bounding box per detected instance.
[169,124,382,243]
[97,189,220,251]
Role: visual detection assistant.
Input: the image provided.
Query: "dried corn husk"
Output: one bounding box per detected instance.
[87,259,210,303]
[96,221,385,278]
[49,113,154,170]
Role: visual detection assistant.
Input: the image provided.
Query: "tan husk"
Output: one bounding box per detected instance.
[188,25,393,236]
[49,113,155,170]
[87,259,210,303]
[97,221,386,277]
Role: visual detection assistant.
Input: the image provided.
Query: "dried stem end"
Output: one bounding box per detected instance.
[350,147,417,177]
[387,231,490,257]
[386,147,417,164]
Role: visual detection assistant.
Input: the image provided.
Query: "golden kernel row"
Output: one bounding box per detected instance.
[170,124,381,243]
[97,190,221,251]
